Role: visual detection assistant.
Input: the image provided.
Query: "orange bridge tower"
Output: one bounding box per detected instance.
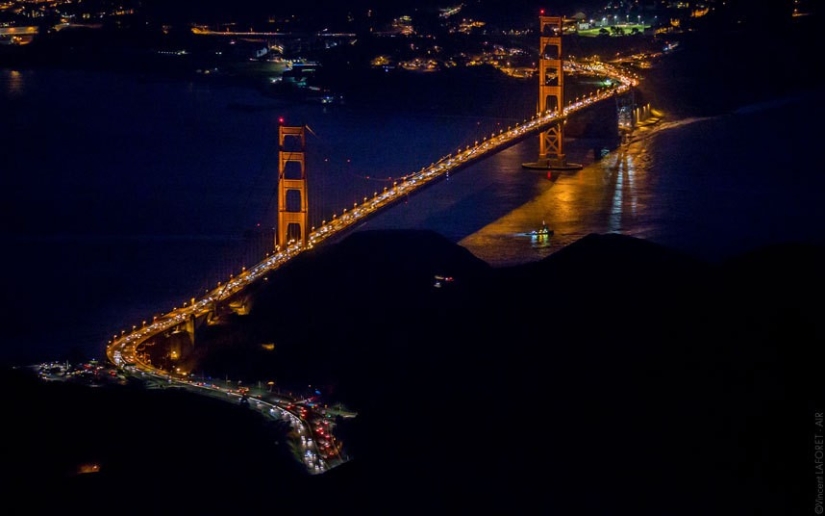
[277,123,309,249]
[523,14,582,171]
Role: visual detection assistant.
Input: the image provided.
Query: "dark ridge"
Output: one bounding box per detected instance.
[718,240,825,281]
[245,228,492,316]
[193,229,493,403]
[535,231,706,274]
[318,228,493,273]
[280,231,818,516]
[21,231,818,515]
[497,232,713,304]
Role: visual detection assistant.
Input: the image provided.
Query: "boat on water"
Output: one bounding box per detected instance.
[528,221,554,237]
[516,221,554,238]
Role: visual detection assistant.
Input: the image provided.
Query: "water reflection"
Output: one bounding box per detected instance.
[1,69,24,97]
[459,133,652,267]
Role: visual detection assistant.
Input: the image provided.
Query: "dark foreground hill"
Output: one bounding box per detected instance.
[5,230,823,515]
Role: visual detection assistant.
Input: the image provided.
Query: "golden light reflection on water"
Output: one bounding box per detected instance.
[459,133,653,267]
[5,70,23,97]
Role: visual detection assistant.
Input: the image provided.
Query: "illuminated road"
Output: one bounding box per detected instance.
[0,26,38,36]
[105,58,637,474]
[190,26,356,38]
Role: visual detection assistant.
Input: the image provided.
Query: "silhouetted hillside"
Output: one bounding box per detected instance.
[8,231,821,515]
[187,230,823,514]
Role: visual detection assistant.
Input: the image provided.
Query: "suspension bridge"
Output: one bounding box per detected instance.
[103,14,651,476]
[106,15,643,371]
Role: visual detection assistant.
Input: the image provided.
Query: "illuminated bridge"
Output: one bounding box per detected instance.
[104,15,650,475]
[106,16,643,370]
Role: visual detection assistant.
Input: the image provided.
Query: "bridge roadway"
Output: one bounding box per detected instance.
[0,26,38,36]
[190,26,356,38]
[105,59,637,472]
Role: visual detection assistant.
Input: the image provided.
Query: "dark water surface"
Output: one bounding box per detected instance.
[2,29,823,364]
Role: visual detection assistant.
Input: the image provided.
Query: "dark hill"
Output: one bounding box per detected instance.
[183,230,824,514]
[192,229,492,404]
[314,232,822,515]
[44,230,819,515]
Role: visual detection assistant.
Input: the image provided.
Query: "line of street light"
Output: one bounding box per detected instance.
[105,58,638,473]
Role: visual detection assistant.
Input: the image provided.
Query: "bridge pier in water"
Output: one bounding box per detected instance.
[277,124,309,249]
[523,14,582,171]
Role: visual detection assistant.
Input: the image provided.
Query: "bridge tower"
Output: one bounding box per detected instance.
[277,123,309,249]
[523,15,582,171]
